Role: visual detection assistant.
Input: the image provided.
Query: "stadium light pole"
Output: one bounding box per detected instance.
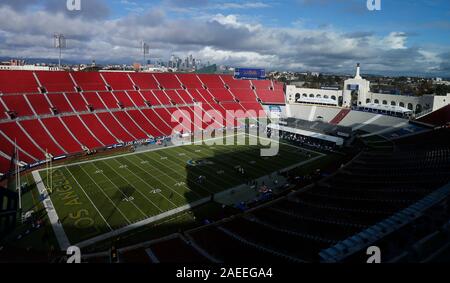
[54,33,67,69]
[141,41,150,66]
[15,140,22,211]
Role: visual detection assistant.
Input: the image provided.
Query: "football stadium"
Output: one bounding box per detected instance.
[0,0,449,270]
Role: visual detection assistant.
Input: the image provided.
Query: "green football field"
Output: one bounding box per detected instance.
[34,134,321,245]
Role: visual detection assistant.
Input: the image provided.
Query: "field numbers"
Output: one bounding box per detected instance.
[122,196,135,202]
[119,165,128,169]
[174,182,186,187]
[160,156,168,160]
[150,189,162,194]
[94,170,103,174]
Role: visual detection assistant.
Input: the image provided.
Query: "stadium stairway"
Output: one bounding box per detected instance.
[330,109,351,125]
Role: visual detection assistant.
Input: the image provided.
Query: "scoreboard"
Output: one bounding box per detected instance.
[235,68,266,80]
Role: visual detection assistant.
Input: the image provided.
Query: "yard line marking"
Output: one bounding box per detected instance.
[110,158,174,210]
[120,156,186,204]
[62,167,113,231]
[78,165,133,225]
[90,162,148,219]
[41,133,247,171]
[141,151,216,196]
[133,153,206,198]
[168,147,238,188]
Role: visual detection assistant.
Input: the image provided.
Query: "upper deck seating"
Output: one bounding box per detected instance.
[101,72,134,91]
[0,71,39,94]
[35,71,75,93]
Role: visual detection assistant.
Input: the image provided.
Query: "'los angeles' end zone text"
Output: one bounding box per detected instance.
[176,267,273,280]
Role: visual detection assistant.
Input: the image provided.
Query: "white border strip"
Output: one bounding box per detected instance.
[31,170,71,251]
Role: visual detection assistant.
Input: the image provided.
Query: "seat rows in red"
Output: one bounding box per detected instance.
[221,75,252,89]
[20,119,66,156]
[0,103,7,119]
[80,114,117,146]
[112,111,148,139]
[96,112,135,142]
[1,95,35,117]
[42,117,82,153]
[101,72,134,90]
[176,74,203,89]
[0,70,39,94]
[141,109,172,136]
[46,93,73,113]
[128,73,159,90]
[83,92,106,110]
[0,70,280,174]
[255,89,285,104]
[71,72,106,91]
[0,133,36,164]
[61,116,103,149]
[153,73,182,89]
[208,89,234,102]
[230,89,257,102]
[35,71,75,92]
[164,90,186,105]
[127,110,164,137]
[112,91,135,108]
[26,94,52,115]
[0,122,45,160]
[197,74,225,89]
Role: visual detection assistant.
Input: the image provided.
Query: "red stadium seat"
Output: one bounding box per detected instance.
[112,111,148,139]
[20,119,66,156]
[96,112,135,142]
[65,92,88,112]
[82,92,107,110]
[112,91,135,108]
[101,72,134,90]
[176,74,204,89]
[26,94,52,115]
[208,89,235,102]
[153,73,182,89]
[255,89,285,104]
[41,117,82,153]
[61,116,104,149]
[127,110,164,137]
[152,90,172,105]
[0,102,7,119]
[80,114,118,145]
[98,92,120,109]
[0,133,36,164]
[197,74,225,89]
[0,122,45,160]
[128,73,159,90]
[164,90,186,105]
[1,95,35,117]
[126,91,146,107]
[141,109,172,135]
[0,70,276,174]
[0,70,39,94]
[71,72,106,91]
[221,75,252,89]
[35,71,76,92]
[46,93,74,113]
[229,89,257,102]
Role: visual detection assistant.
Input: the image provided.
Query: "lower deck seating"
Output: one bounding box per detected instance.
[41,118,82,153]
[0,71,276,173]
[20,119,66,156]
[61,116,103,149]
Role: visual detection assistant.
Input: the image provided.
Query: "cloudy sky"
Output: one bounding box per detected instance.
[0,0,449,76]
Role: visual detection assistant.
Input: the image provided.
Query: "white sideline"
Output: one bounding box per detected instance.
[74,197,210,249]
[31,170,71,251]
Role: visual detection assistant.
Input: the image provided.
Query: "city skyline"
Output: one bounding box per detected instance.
[0,0,449,76]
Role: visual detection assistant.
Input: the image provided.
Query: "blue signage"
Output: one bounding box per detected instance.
[235,68,266,80]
